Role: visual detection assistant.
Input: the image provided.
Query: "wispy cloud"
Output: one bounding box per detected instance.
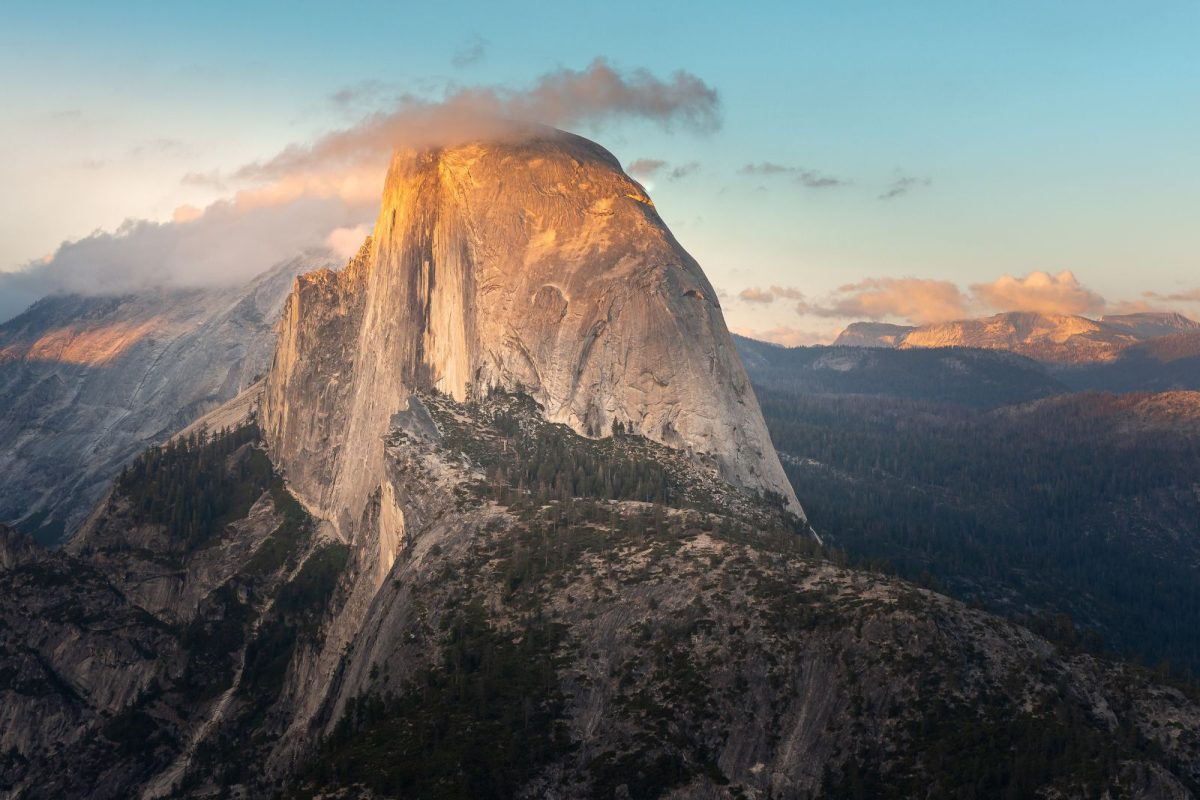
[878,174,931,200]
[739,162,846,188]
[738,285,805,304]
[1143,287,1200,303]
[669,161,699,179]
[330,80,402,111]
[627,158,699,181]
[627,158,668,179]
[129,138,192,159]
[452,35,489,68]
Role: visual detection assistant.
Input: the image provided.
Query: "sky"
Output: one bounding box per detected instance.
[1,1,1198,341]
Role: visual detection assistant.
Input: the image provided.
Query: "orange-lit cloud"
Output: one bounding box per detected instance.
[782,271,1132,327]
[970,270,1105,316]
[738,285,804,304]
[172,204,203,223]
[801,277,969,325]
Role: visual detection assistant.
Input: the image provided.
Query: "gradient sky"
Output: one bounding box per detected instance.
[2,1,1198,341]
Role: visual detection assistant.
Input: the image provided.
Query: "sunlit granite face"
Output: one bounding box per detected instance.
[262,128,804,541]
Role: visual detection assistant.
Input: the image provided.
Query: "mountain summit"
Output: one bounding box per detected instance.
[263,130,802,535]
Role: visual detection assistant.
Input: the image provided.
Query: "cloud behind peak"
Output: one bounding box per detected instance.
[236,58,720,186]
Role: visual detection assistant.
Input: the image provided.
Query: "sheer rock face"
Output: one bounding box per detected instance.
[263,130,802,534]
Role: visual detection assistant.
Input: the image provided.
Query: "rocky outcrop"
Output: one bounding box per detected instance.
[0,253,331,543]
[262,130,802,536]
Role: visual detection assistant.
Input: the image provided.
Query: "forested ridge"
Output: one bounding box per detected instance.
[117,423,273,551]
[756,387,1200,676]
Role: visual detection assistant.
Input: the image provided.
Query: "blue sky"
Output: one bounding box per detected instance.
[2,1,1198,339]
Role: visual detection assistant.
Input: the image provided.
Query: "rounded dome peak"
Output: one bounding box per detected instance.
[386,125,625,175]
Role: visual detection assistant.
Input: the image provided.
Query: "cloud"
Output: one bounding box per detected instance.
[129,138,192,158]
[236,58,720,188]
[627,158,667,179]
[738,162,846,188]
[970,270,1105,316]
[1144,287,1200,303]
[784,270,1118,327]
[878,174,931,200]
[172,204,204,223]
[0,197,364,323]
[800,278,969,325]
[738,285,805,304]
[452,35,489,68]
[738,287,775,304]
[739,162,792,176]
[326,224,372,259]
[627,158,699,181]
[669,161,699,180]
[1,59,719,324]
[329,80,404,112]
[730,325,833,347]
[180,169,225,189]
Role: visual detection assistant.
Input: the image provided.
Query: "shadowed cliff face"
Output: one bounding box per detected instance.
[262,130,802,537]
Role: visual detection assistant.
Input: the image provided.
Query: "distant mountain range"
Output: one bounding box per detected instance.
[834,310,1200,365]
[734,332,1200,407]
[734,335,1065,407]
